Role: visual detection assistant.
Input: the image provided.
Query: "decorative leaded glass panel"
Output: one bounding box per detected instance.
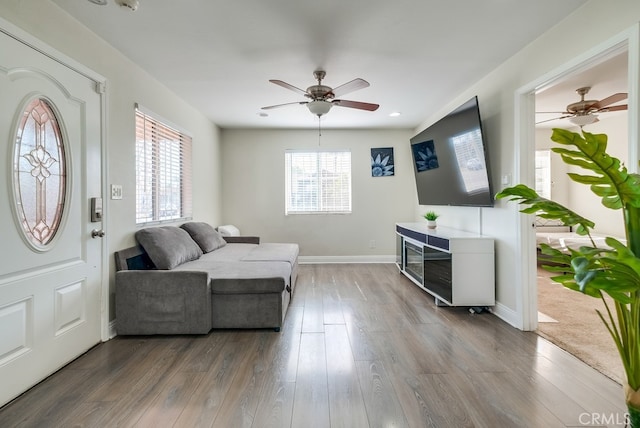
[14,98,66,249]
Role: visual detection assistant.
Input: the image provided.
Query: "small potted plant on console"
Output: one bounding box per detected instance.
[424,211,439,229]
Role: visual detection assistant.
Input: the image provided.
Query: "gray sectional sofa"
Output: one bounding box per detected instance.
[114,222,299,335]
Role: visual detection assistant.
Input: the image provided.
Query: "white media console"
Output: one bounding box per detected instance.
[396,222,495,307]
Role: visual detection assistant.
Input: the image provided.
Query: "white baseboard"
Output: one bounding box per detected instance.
[299,255,395,264]
[491,301,522,330]
[108,319,117,339]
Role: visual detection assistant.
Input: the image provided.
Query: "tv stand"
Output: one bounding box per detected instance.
[396,223,495,307]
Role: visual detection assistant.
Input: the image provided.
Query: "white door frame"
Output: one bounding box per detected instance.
[513,24,640,331]
[0,17,110,341]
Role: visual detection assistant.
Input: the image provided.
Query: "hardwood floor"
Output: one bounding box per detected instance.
[0,264,627,427]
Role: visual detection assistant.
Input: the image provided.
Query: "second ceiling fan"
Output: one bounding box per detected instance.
[537,86,627,126]
[262,70,379,117]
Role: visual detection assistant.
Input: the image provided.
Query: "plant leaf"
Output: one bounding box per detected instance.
[495,184,595,232]
[551,129,640,209]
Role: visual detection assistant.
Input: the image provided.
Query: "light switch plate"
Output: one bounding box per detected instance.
[111,184,123,200]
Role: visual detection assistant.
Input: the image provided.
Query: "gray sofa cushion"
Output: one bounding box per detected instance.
[135,226,203,269]
[241,243,299,266]
[180,222,227,253]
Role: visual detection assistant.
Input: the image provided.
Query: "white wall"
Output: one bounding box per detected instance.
[221,129,415,260]
[411,0,640,324]
[0,0,223,320]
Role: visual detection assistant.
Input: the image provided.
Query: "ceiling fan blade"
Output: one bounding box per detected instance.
[598,104,628,112]
[535,114,573,125]
[269,80,308,97]
[331,78,370,97]
[593,92,627,109]
[261,101,307,110]
[333,99,379,111]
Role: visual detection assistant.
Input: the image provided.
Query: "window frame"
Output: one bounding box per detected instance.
[535,149,551,199]
[284,149,352,215]
[135,105,193,225]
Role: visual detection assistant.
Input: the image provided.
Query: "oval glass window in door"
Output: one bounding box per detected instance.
[13,98,67,249]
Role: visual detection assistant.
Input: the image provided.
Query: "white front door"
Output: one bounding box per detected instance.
[0,29,103,406]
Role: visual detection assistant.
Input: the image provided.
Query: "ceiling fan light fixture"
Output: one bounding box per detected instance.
[117,0,139,11]
[307,100,332,117]
[569,114,598,126]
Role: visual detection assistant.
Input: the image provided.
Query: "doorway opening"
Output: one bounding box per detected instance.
[533,51,628,383]
[515,26,639,382]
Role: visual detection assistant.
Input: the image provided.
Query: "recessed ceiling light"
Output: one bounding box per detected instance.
[389,112,401,117]
[88,0,108,5]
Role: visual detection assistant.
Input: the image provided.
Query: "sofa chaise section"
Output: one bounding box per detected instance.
[114,223,299,335]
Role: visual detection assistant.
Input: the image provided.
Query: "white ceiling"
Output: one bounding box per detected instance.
[51,0,589,130]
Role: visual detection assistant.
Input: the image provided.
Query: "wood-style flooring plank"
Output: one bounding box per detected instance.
[528,350,627,417]
[92,336,195,426]
[321,272,347,325]
[290,332,330,428]
[505,354,593,426]
[55,401,115,428]
[250,380,295,428]
[300,268,325,333]
[84,337,182,403]
[324,324,369,428]
[341,299,390,332]
[249,306,304,428]
[369,331,447,427]
[173,330,232,373]
[173,335,255,428]
[344,320,382,362]
[534,337,625,401]
[464,370,566,427]
[418,373,475,428]
[134,371,205,427]
[209,332,277,428]
[356,360,409,428]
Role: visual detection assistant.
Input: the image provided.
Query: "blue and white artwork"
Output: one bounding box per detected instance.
[411,140,439,172]
[371,147,394,177]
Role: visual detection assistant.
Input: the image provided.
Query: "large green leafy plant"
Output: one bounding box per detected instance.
[496,128,640,425]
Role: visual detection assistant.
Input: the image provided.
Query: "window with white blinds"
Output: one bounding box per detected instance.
[535,149,551,199]
[285,150,352,215]
[135,107,192,224]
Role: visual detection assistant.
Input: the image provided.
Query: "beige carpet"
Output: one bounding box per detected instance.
[536,267,624,384]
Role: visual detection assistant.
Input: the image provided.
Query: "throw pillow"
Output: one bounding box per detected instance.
[135,226,203,269]
[217,224,240,237]
[180,222,227,253]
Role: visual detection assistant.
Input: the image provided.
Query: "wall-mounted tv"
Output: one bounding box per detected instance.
[410,96,494,207]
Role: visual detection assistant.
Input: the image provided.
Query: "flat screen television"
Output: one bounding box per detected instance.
[410,96,494,207]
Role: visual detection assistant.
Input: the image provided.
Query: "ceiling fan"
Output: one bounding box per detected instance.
[537,86,627,126]
[262,70,379,117]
